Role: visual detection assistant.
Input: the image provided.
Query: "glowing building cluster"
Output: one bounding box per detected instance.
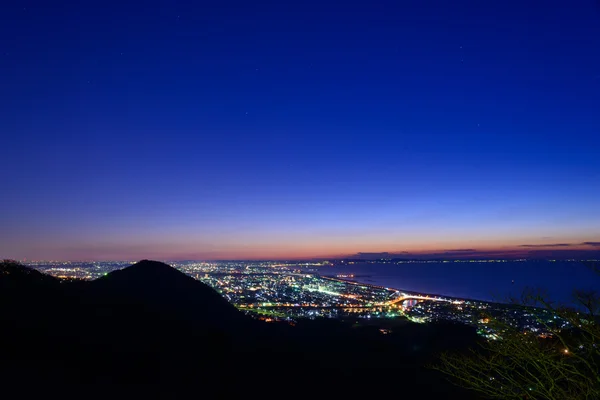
[27,260,564,338]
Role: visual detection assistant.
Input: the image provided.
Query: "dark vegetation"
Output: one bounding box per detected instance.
[434,262,600,399]
[1,260,483,398]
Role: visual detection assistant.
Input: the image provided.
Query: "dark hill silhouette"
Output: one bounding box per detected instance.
[0,259,60,288]
[89,259,244,327]
[0,260,484,399]
[0,260,68,344]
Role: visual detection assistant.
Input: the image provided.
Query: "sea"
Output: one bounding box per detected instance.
[311,260,600,305]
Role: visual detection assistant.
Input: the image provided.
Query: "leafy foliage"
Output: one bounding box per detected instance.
[433,262,600,399]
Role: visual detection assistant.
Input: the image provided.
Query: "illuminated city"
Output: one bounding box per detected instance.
[27,260,569,339]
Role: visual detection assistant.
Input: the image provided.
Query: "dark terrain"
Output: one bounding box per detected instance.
[0,260,483,398]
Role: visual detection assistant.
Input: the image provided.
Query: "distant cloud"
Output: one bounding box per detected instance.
[444,248,476,252]
[351,252,393,259]
[519,243,572,248]
[340,246,600,261]
[582,242,600,247]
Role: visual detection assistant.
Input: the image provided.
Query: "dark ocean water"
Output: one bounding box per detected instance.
[315,261,600,304]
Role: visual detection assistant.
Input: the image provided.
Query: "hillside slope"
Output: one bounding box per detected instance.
[0,259,483,398]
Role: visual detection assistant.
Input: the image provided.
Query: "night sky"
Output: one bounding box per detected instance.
[2,1,599,261]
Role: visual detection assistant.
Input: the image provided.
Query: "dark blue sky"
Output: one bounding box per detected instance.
[2,0,599,260]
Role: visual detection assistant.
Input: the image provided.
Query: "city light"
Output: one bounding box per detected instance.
[25,260,566,338]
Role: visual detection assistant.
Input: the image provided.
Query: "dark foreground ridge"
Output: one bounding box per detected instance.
[0,260,483,399]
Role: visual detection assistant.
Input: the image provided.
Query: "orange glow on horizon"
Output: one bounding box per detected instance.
[29,241,599,262]
[6,233,599,261]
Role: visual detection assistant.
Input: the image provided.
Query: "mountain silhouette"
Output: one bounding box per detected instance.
[0,259,483,399]
[0,259,60,289]
[90,259,244,328]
